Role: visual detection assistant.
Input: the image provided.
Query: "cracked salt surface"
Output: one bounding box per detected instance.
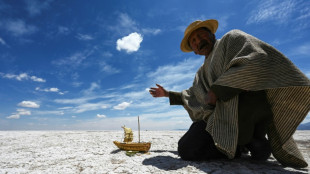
[0,130,309,174]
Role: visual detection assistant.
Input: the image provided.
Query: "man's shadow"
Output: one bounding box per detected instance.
[142,154,309,173]
[142,155,188,171]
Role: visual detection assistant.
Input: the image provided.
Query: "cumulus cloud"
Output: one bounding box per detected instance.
[97,114,106,118]
[116,32,143,53]
[18,101,40,108]
[0,72,46,82]
[113,102,131,110]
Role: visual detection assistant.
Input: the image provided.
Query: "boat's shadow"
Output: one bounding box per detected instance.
[110,149,122,154]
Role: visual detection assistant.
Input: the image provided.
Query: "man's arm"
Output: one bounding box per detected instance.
[169,91,183,105]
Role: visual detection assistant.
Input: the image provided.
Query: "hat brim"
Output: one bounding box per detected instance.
[180,19,218,52]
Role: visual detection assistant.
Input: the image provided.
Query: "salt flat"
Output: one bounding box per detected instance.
[0,130,309,174]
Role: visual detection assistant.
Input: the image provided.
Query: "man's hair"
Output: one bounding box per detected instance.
[201,27,212,34]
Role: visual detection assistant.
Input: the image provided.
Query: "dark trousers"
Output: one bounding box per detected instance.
[178,90,272,161]
[178,120,226,160]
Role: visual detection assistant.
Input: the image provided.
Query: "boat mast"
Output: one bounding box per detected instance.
[138,116,140,143]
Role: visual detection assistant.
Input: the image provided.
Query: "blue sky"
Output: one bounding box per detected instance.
[0,0,309,130]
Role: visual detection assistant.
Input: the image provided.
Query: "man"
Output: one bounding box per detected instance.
[149,19,310,168]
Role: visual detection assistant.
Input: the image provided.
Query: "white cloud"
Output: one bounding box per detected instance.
[306,72,310,79]
[55,96,111,114]
[0,37,6,45]
[293,43,310,56]
[7,114,20,119]
[17,109,31,116]
[5,19,37,36]
[113,102,131,110]
[62,110,191,130]
[35,87,64,94]
[147,57,203,91]
[76,33,94,41]
[0,72,46,82]
[247,0,296,24]
[18,101,40,108]
[116,32,143,53]
[6,109,31,120]
[99,62,120,74]
[301,113,310,124]
[106,13,138,35]
[118,13,138,32]
[58,26,70,35]
[97,114,106,118]
[54,97,92,105]
[142,28,161,35]
[52,49,94,69]
[102,51,113,58]
[30,76,45,82]
[74,103,109,113]
[58,107,74,110]
[25,0,53,16]
[33,110,64,116]
[82,82,100,95]
[124,90,147,100]
[217,16,229,33]
[49,88,59,92]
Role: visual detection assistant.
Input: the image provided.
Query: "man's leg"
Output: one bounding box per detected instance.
[238,90,272,160]
[178,120,226,161]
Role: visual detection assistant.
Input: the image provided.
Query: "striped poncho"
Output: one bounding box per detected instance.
[181,30,310,167]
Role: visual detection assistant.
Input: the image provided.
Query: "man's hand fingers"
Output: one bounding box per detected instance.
[156,84,163,88]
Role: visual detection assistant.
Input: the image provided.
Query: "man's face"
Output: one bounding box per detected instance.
[188,28,215,56]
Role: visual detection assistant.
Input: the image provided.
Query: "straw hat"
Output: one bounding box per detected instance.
[180,19,218,52]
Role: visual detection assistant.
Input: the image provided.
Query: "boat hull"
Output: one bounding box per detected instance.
[113,141,151,152]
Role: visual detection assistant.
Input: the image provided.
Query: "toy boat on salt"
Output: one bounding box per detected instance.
[113,116,151,152]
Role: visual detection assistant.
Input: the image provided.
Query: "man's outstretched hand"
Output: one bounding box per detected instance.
[149,84,169,97]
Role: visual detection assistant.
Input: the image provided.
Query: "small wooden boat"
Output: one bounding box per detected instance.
[113,141,151,152]
[113,116,151,152]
